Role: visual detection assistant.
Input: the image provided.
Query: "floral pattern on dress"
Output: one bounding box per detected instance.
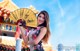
[28,27,44,51]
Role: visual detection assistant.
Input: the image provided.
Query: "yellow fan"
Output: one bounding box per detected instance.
[9,8,37,27]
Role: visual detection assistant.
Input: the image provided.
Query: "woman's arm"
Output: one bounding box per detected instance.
[20,26,47,45]
[19,26,28,44]
[28,27,47,45]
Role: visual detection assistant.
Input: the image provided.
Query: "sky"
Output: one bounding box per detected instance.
[0,0,80,50]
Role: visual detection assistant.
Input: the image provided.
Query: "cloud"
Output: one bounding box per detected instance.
[57,22,65,36]
[57,0,64,17]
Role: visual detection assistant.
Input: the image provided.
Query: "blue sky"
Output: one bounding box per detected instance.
[0,0,80,50]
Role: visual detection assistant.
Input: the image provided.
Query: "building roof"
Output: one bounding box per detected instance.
[0,0,19,11]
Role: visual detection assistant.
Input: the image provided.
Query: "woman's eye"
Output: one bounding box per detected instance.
[39,16,41,18]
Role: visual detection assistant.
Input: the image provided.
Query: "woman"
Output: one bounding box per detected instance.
[20,10,50,51]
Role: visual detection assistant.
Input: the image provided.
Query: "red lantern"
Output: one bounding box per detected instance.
[0,11,2,16]
[3,13,8,19]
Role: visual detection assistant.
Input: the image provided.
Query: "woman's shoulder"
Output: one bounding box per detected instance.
[40,27,47,32]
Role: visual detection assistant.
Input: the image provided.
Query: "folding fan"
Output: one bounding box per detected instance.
[9,8,37,27]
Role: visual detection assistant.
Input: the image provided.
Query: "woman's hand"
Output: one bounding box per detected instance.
[19,26,29,44]
[19,26,25,35]
[28,27,47,45]
[33,27,47,44]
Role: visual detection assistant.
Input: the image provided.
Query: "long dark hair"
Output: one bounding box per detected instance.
[38,10,50,43]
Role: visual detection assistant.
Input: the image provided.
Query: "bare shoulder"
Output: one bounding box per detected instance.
[41,27,47,32]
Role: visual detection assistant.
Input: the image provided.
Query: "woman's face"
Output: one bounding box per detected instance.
[37,14,45,25]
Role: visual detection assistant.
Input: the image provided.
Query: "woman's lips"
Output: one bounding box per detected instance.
[39,20,43,23]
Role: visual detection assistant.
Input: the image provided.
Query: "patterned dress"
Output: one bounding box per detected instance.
[28,27,44,51]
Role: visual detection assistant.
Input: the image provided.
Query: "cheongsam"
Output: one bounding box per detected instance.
[28,26,44,51]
